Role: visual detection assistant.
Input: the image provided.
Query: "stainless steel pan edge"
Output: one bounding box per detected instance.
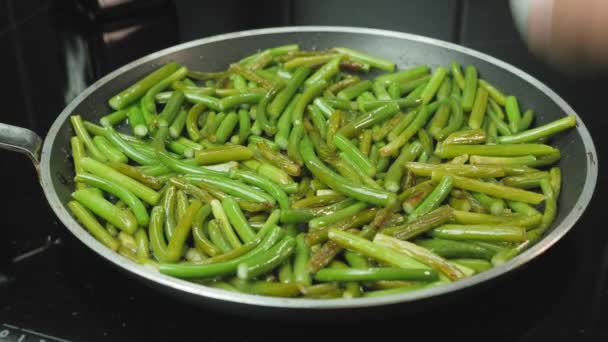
[38,26,598,310]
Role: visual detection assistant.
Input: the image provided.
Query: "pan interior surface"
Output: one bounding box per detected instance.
[40,27,597,310]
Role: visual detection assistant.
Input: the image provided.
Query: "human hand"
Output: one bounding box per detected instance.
[511,0,608,68]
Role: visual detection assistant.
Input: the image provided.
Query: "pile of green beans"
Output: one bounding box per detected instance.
[67,44,574,298]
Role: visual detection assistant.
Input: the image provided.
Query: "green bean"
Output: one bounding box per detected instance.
[275,94,300,149]
[339,103,400,139]
[291,80,328,125]
[191,206,220,257]
[450,258,492,274]
[71,115,108,162]
[237,236,295,279]
[372,81,391,100]
[268,67,310,118]
[212,111,238,144]
[81,158,160,207]
[230,169,289,210]
[400,180,435,213]
[309,202,368,230]
[409,176,453,220]
[398,76,431,97]
[305,208,378,245]
[337,80,372,100]
[436,143,558,158]
[452,210,511,225]
[162,186,177,240]
[505,95,523,134]
[233,109,250,144]
[324,76,360,97]
[382,205,453,240]
[360,97,422,111]
[185,93,222,111]
[417,129,434,156]
[293,194,344,209]
[468,86,488,129]
[72,189,137,234]
[487,105,512,136]
[93,136,128,163]
[306,56,341,86]
[538,178,556,233]
[126,105,148,137]
[293,234,311,286]
[220,196,256,244]
[217,93,264,112]
[478,79,506,106]
[205,281,238,292]
[245,160,294,186]
[199,111,217,139]
[175,190,189,222]
[100,110,128,127]
[70,137,88,190]
[207,219,233,253]
[231,279,301,297]
[229,63,275,89]
[210,199,242,249]
[375,65,429,84]
[373,113,403,142]
[334,47,395,71]
[387,82,401,100]
[168,108,188,138]
[316,267,437,282]
[283,54,341,69]
[517,109,534,132]
[431,224,526,242]
[461,65,478,111]
[420,67,448,105]
[110,62,180,110]
[549,167,562,198]
[502,171,549,189]
[165,199,203,262]
[435,97,464,140]
[149,206,169,261]
[358,129,373,156]
[431,171,544,204]
[470,192,504,216]
[194,145,254,165]
[208,112,227,141]
[309,105,328,138]
[333,134,375,177]
[497,115,576,144]
[328,229,429,269]
[381,102,445,157]
[405,162,505,178]
[134,228,150,259]
[256,141,301,177]
[450,62,465,89]
[373,234,463,280]
[102,127,157,165]
[384,141,423,192]
[278,259,295,283]
[415,238,495,260]
[143,67,188,114]
[68,201,120,251]
[75,173,149,226]
[300,138,396,207]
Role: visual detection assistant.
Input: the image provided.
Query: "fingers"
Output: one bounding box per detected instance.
[525,0,608,68]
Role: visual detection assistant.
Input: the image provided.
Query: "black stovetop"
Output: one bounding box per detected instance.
[1,1,607,341]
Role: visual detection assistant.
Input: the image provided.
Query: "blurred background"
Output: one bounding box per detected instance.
[0,1,606,341]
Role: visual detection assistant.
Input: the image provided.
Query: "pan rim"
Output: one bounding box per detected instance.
[40,26,598,309]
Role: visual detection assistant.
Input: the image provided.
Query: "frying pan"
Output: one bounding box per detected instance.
[0,27,597,317]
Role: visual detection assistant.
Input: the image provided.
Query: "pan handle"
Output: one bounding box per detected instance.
[0,123,42,166]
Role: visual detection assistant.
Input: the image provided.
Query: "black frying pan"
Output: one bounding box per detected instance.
[0,27,597,318]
